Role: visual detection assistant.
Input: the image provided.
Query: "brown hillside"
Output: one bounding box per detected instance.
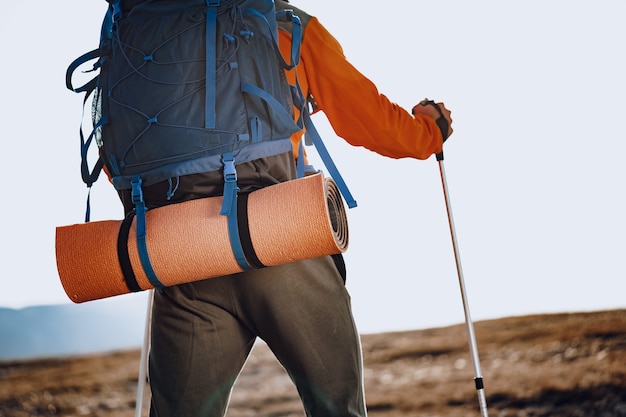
[1,309,625,417]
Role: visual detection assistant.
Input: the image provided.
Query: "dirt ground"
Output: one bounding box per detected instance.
[1,309,625,417]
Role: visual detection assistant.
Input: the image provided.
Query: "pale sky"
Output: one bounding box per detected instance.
[1,0,624,334]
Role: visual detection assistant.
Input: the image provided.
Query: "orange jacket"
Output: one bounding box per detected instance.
[278,16,443,161]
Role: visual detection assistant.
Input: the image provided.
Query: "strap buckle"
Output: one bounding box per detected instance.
[131,175,144,205]
[222,153,237,184]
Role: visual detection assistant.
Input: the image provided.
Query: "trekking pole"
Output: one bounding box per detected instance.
[436,151,489,417]
[135,290,154,417]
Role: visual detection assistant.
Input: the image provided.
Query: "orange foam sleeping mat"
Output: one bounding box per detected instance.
[56,173,349,303]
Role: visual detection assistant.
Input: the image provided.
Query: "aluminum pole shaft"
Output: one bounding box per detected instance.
[135,290,154,417]
[437,154,489,417]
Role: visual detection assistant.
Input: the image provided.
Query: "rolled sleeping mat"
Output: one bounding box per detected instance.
[56,173,349,303]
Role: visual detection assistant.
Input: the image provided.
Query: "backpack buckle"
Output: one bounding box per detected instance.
[131,175,144,205]
[221,153,237,184]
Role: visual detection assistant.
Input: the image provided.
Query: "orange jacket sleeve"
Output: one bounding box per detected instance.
[279,17,443,160]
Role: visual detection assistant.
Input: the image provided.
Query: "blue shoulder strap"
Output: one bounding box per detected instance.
[247,7,302,70]
[301,106,357,209]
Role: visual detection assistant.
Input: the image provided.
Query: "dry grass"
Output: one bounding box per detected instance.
[360,311,626,417]
[1,310,625,417]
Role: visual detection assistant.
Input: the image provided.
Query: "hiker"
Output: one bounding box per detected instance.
[118,2,453,416]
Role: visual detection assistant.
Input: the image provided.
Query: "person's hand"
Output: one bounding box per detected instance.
[412,99,453,141]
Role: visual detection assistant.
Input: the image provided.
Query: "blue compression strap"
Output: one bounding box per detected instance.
[205,1,219,129]
[219,153,252,271]
[302,108,357,208]
[287,12,302,68]
[111,0,122,21]
[227,197,252,271]
[246,8,301,70]
[131,176,165,289]
[295,139,316,178]
[241,82,300,131]
[220,153,237,216]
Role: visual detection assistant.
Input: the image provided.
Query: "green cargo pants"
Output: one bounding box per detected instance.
[147,255,367,417]
[119,155,367,416]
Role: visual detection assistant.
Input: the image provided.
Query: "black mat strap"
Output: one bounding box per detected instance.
[117,212,142,292]
[236,193,266,269]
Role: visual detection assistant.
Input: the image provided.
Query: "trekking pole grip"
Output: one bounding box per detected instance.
[411,100,448,162]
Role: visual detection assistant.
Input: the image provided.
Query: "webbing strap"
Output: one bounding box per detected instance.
[302,107,357,208]
[296,140,306,178]
[205,1,220,129]
[241,82,300,131]
[84,187,94,223]
[236,193,265,269]
[219,153,252,271]
[131,176,165,289]
[285,11,302,68]
[247,8,301,70]
[80,106,106,222]
[117,213,142,293]
[66,49,101,93]
[295,139,315,178]
[80,118,106,187]
[111,0,122,21]
[67,9,111,222]
[419,99,450,141]
[220,152,237,216]
[227,200,252,271]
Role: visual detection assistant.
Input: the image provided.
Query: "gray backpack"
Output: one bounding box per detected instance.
[66,0,355,280]
[67,0,304,213]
